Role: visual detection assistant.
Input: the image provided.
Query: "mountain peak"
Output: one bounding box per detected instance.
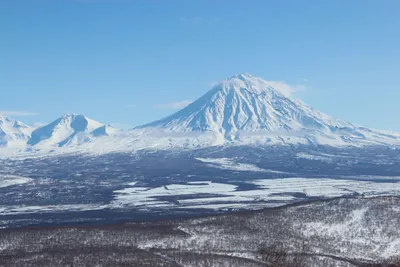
[0,116,33,147]
[0,115,15,123]
[228,73,256,81]
[28,114,104,147]
[138,73,349,139]
[213,73,284,97]
[60,113,85,119]
[0,115,31,130]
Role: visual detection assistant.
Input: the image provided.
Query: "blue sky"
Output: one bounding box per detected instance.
[1,0,400,130]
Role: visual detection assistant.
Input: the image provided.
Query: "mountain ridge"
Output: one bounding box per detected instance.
[27,114,107,147]
[0,115,33,148]
[1,73,400,155]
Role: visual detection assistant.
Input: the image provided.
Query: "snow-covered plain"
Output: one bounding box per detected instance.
[2,177,399,216]
[0,204,105,215]
[195,157,277,172]
[0,174,32,188]
[109,178,400,210]
[296,152,334,163]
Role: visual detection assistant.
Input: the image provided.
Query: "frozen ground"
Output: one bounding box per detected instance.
[0,145,400,228]
[111,177,400,210]
[0,174,32,188]
[195,157,286,173]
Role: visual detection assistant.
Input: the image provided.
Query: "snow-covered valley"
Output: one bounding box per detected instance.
[1,144,400,229]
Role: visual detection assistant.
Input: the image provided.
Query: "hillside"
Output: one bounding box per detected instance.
[1,196,399,267]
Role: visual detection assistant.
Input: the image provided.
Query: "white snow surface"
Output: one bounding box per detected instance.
[296,152,334,163]
[55,128,225,155]
[0,116,33,148]
[299,204,400,259]
[0,174,33,188]
[195,157,286,173]
[2,177,400,216]
[91,125,119,137]
[26,114,110,148]
[0,204,106,215]
[110,178,400,210]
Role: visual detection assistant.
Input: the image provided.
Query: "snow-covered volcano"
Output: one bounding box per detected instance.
[1,73,400,156]
[0,116,33,147]
[28,114,107,147]
[139,73,400,146]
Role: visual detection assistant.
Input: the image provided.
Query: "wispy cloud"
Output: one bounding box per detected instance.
[210,79,307,97]
[155,100,192,109]
[0,110,39,117]
[208,81,221,87]
[32,122,46,128]
[264,81,307,97]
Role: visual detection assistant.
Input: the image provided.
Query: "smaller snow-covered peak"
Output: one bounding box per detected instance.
[0,116,32,131]
[60,113,82,119]
[0,116,33,147]
[0,116,30,130]
[57,113,103,132]
[28,114,104,147]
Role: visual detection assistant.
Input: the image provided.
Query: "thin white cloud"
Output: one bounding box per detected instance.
[0,110,39,117]
[209,81,221,87]
[32,122,46,128]
[155,100,192,109]
[212,78,307,97]
[264,81,307,97]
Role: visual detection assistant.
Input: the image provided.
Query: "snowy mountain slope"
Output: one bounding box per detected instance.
[1,73,400,157]
[0,116,33,148]
[57,128,224,155]
[138,73,400,146]
[27,114,106,148]
[91,125,119,137]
